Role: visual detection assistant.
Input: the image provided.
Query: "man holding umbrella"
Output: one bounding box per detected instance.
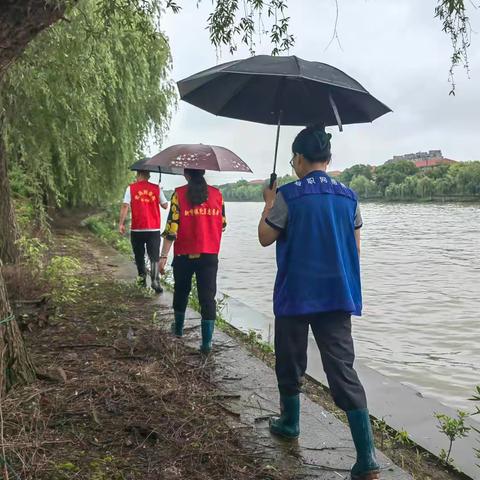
[119,169,169,292]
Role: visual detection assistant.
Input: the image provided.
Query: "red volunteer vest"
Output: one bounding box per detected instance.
[130,181,161,230]
[174,185,223,256]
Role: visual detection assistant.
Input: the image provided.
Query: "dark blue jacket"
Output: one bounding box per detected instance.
[273,171,362,318]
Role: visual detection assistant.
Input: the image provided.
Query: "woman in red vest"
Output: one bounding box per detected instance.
[159,169,226,353]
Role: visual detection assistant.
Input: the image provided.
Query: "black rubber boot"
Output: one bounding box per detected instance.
[150,261,163,293]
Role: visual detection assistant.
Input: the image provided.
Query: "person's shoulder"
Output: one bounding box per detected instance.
[278,178,302,199]
[334,180,358,201]
[147,181,159,189]
[278,179,300,192]
[175,184,188,193]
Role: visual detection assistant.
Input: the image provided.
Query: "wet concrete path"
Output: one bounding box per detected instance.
[84,233,413,480]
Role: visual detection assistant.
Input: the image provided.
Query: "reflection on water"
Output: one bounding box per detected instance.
[218,202,480,411]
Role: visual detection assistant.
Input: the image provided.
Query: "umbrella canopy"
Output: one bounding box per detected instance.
[129,157,184,175]
[178,55,392,128]
[143,144,252,173]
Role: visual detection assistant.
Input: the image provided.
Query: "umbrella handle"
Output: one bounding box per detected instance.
[269,172,277,190]
[270,110,282,190]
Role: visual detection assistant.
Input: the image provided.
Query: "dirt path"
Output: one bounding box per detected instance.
[3,224,297,480]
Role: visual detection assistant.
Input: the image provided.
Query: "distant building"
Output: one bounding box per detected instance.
[386,150,443,164]
[328,170,342,177]
[248,179,265,185]
[414,158,457,169]
[386,150,457,170]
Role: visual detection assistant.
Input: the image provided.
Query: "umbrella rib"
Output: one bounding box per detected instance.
[293,55,301,76]
[329,93,343,132]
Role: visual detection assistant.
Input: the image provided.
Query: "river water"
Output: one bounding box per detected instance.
[217,202,480,411]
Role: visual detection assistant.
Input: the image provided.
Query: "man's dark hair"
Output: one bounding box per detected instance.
[137,170,151,178]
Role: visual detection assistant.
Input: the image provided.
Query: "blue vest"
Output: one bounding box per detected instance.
[274,171,362,318]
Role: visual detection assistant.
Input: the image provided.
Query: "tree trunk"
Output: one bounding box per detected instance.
[0,264,36,394]
[0,1,67,77]
[0,118,20,264]
[0,0,68,393]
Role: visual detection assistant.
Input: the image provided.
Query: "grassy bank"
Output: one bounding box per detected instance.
[2,221,296,480]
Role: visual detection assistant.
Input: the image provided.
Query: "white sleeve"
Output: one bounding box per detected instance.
[159,188,168,205]
[123,187,131,204]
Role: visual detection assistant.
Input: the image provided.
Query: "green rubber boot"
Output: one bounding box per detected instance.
[347,409,380,480]
[171,312,185,337]
[200,320,215,354]
[269,394,300,439]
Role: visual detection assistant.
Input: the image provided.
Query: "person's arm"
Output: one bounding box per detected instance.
[222,197,227,231]
[355,228,361,255]
[119,204,129,235]
[119,187,131,235]
[159,238,173,274]
[159,192,179,273]
[258,182,286,247]
[354,203,363,256]
[258,205,280,246]
[159,188,168,209]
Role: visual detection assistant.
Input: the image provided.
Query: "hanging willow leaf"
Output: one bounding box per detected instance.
[2,0,175,208]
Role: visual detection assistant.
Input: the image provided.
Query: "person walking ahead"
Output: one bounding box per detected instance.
[258,126,380,480]
[119,170,168,292]
[159,169,226,354]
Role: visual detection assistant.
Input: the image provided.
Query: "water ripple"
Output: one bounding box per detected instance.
[219,202,480,411]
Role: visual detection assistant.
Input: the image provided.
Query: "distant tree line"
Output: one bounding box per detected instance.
[178,161,480,203]
[218,175,297,201]
[337,160,480,201]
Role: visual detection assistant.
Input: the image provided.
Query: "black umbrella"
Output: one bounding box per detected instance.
[178,55,392,185]
[129,157,185,178]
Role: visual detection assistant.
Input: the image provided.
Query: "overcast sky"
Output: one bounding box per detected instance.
[154,1,479,189]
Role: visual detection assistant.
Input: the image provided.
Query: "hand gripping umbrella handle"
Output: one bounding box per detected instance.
[269,172,277,190]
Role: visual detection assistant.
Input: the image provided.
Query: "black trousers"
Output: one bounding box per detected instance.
[130,231,161,276]
[275,311,367,412]
[172,254,218,320]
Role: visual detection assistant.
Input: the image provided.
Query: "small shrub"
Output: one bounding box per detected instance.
[435,410,471,466]
[44,256,82,304]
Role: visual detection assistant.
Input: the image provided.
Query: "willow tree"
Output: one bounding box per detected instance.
[0,1,68,395]
[0,0,295,396]
[2,0,174,210]
[0,0,177,394]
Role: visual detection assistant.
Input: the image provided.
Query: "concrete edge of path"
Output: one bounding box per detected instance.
[222,295,479,480]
